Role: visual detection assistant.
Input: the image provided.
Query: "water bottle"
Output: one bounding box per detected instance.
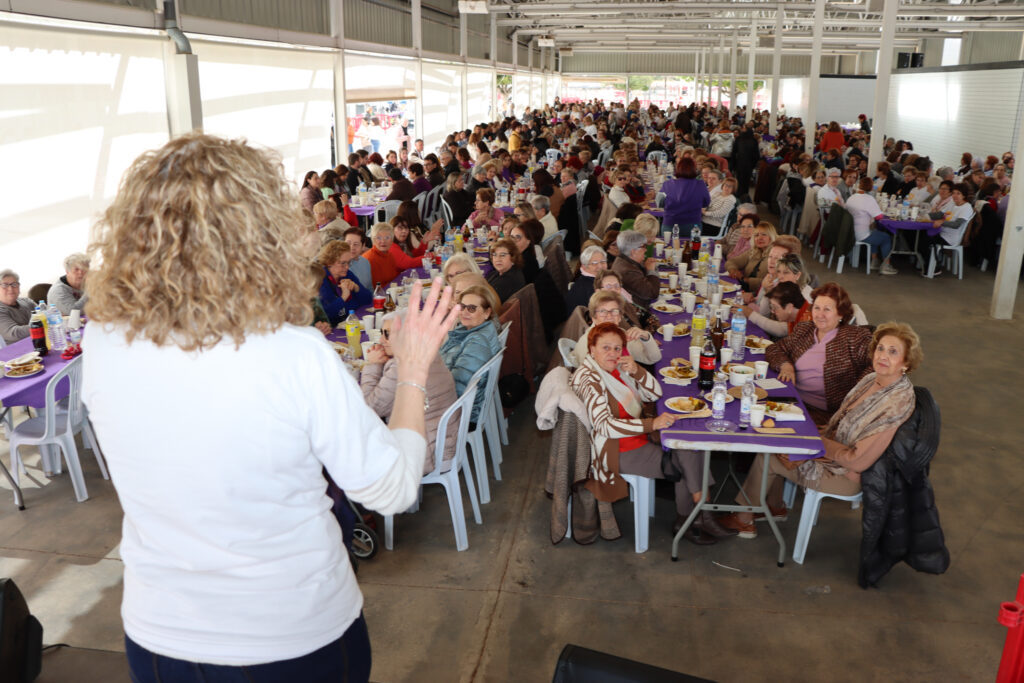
[711,373,728,419]
[731,308,747,362]
[901,200,910,220]
[46,304,66,351]
[739,377,755,428]
[345,310,362,358]
[671,223,680,250]
[708,267,720,290]
[691,305,707,346]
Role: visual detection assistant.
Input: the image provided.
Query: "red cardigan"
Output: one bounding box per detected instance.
[365,244,422,286]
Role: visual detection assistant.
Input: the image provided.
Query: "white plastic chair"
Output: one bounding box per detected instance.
[465,349,506,505]
[647,150,667,165]
[9,356,109,503]
[383,373,483,552]
[489,322,512,449]
[541,229,567,249]
[832,239,871,275]
[576,179,590,230]
[440,197,455,230]
[926,214,971,279]
[378,199,403,224]
[566,473,653,553]
[791,486,863,565]
[557,338,578,368]
[546,148,563,165]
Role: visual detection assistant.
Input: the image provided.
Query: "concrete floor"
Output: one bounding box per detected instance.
[1,250,1022,682]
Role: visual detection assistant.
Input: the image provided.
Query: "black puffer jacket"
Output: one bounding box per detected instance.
[858,386,949,588]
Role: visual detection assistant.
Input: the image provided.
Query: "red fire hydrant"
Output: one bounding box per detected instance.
[997,574,1024,683]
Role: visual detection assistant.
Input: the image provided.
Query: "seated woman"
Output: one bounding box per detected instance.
[467,188,503,231]
[701,177,738,235]
[608,203,644,233]
[361,310,459,475]
[725,221,776,292]
[395,201,442,239]
[532,168,565,218]
[570,323,731,545]
[443,172,475,226]
[723,211,758,260]
[316,240,371,325]
[762,281,812,338]
[610,230,660,309]
[391,216,429,258]
[846,177,896,276]
[510,219,547,280]
[747,253,814,337]
[630,213,660,244]
[719,322,921,538]
[440,283,503,423]
[485,239,526,303]
[569,290,661,367]
[766,282,873,425]
[313,200,349,232]
[441,252,482,285]
[308,262,331,336]
[49,252,90,315]
[364,222,424,287]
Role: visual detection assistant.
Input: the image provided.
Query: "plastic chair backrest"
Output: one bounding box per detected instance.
[596,149,610,167]
[648,150,667,164]
[541,230,567,249]
[380,200,403,223]
[465,348,504,426]
[440,198,454,230]
[428,372,481,475]
[41,355,82,440]
[498,320,511,346]
[414,192,430,221]
[546,148,562,162]
[426,184,444,222]
[558,338,578,368]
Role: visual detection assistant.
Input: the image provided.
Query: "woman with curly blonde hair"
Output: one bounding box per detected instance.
[82,133,459,682]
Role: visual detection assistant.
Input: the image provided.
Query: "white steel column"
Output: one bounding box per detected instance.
[866,0,898,176]
[716,34,725,109]
[490,12,498,120]
[490,12,497,63]
[746,20,756,121]
[697,51,704,104]
[805,0,826,156]
[730,31,738,113]
[330,0,346,164]
[990,99,1024,318]
[412,0,423,143]
[769,8,783,133]
[411,0,422,53]
[691,51,698,105]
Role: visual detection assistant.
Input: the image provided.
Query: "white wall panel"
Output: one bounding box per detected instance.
[885,67,1024,169]
[195,40,334,186]
[514,72,529,116]
[466,67,493,127]
[778,77,809,121]
[421,61,463,154]
[530,73,543,110]
[818,77,876,125]
[0,24,168,287]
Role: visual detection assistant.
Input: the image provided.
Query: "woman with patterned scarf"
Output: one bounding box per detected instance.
[571,322,734,545]
[720,323,920,539]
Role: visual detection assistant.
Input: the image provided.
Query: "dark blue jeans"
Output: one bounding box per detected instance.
[126,613,371,683]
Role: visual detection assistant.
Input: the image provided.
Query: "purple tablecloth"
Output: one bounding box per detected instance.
[878,218,940,237]
[350,204,378,217]
[652,273,824,459]
[0,337,73,409]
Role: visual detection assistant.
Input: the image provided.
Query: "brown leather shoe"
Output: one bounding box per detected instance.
[672,515,717,545]
[753,504,789,523]
[694,510,738,538]
[717,513,757,539]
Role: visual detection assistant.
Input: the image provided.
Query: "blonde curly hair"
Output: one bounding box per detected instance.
[88,133,314,351]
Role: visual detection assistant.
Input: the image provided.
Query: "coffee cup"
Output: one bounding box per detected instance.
[750,404,766,428]
[754,360,769,379]
[662,324,673,342]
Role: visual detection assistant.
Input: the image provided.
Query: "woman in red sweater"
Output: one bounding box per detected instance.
[818,121,846,154]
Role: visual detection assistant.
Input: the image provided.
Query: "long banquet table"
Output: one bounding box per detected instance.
[647,263,824,566]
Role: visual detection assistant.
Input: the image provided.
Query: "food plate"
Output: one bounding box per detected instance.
[3,363,43,379]
[763,400,805,421]
[728,385,767,400]
[704,392,735,403]
[722,362,755,373]
[659,365,697,381]
[474,255,489,263]
[718,282,740,293]
[672,322,690,336]
[665,396,706,413]
[651,302,683,313]
[473,246,490,253]
[669,357,693,368]
[744,335,773,353]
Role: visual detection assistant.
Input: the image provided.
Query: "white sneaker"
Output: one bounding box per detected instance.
[880,263,898,276]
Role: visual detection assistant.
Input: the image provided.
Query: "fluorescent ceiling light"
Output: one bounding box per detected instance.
[458,1,489,14]
[538,37,556,47]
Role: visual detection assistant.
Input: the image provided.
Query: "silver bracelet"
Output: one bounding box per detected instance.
[396,381,429,410]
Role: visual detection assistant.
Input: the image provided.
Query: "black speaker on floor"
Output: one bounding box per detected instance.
[552,644,716,683]
[911,53,925,68]
[0,579,42,683]
[897,52,912,69]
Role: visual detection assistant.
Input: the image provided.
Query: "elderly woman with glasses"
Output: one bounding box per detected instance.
[564,245,608,314]
[745,252,813,339]
[441,252,482,286]
[361,310,459,475]
[725,221,778,292]
[467,188,503,231]
[440,283,503,423]
[610,230,660,308]
[0,269,35,344]
[569,289,660,367]
[49,252,90,315]
[364,222,424,286]
[485,238,527,303]
[317,241,371,326]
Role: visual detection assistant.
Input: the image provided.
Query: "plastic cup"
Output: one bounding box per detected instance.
[655,243,664,257]
[361,315,374,331]
[720,347,733,365]
[662,324,673,342]
[68,310,82,330]
[669,274,678,290]
[750,404,766,428]
[374,311,384,329]
[361,341,374,358]
[710,289,722,307]
[695,280,708,298]
[711,256,722,273]
[689,345,701,369]
[682,292,696,313]
[368,329,382,343]
[677,264,687,281]
[754,360,769,380]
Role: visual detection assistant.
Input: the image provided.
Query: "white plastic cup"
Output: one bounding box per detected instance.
[68,310,82,330]
[689,345,701,369]
[368,329,382,343]
[754,360,769,380]
[662,324,673,342]
[669,274,678,290]
[713,243,723,260]
[710,289,723,307]
[750,404,766,428]
[374,311,384,329]
[682,292,696,313]
[655,242,664,257]
[361,315,374,331]
[361,340,374,358]
[720,347,734,365]
[678,264,687,281]
[695,280,708,298]
[711,256,722,273]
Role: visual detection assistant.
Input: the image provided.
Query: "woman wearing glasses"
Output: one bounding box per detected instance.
[361,310,459,475]
[0,269,34,344]
[745,253,813,339]
[485,238,527,303]
[569,290,661,367]
[440,283,503,423]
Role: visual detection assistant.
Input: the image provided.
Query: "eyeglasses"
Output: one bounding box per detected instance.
[492,251,511,258]
[0,282,20,289]
[595,308,621,318]
[461,303,486,313]
[588,258,607,267]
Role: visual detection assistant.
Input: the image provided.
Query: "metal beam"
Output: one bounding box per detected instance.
[746,20,756,121]
[806,0,826,155]
[730,30,738,111]
[411,0,422,53]
[770,8,783,132]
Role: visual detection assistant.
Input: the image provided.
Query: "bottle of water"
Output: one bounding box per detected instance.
[739,377,755,428]
[708,267,720,290]
[46,304,66,351]
[691,304,707,346]
[901,200,910,220]
[711,373,728,420]
[730,308,747,361]
[671,223,680,249]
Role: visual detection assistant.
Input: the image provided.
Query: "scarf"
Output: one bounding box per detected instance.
[799,373,915,482]
[594,362,642,419]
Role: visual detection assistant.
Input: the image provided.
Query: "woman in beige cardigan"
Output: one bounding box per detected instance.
[570,323,733,545]
[361,310,459,475]
[725,221,777,293]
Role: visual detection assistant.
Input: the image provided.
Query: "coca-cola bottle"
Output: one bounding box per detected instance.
[697,337,716,391]
[30,315,48,356]
[373,283,385,310]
